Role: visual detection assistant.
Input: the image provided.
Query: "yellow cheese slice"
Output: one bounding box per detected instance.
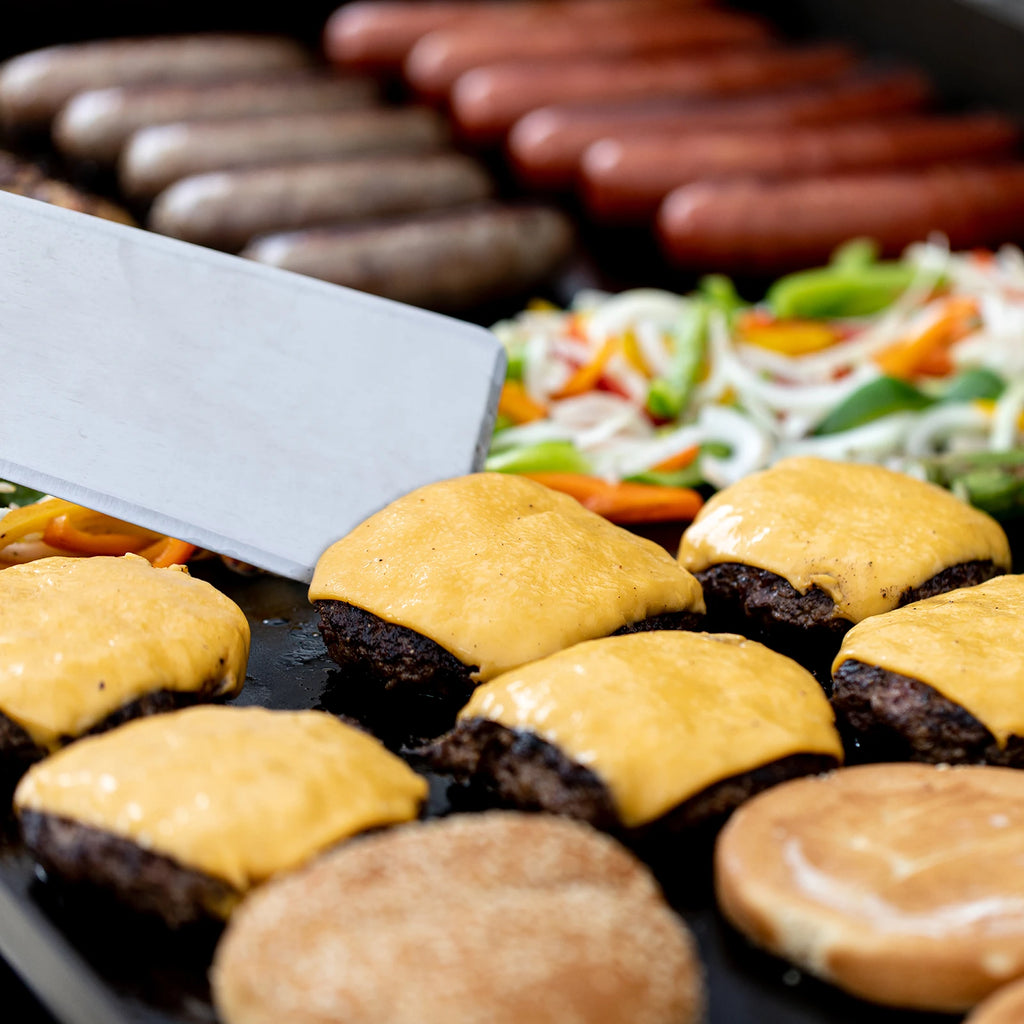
[460,630,843,827]
[310,473,705,681]
[15,705,428,893]
[0,554,249,750]
[834,574,1024,746]
[679,456,1010,623]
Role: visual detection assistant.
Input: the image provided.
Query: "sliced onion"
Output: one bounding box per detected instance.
[776,412,917,462]
[903,404,991,457]
[991,377,1024,451]
[584,288,689,343]
[699,405,773,488]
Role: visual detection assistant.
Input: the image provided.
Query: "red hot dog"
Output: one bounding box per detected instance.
[404,9,774,100]
[583,113,1021,222]
[451,44,859,143]
[508,69,933,189]
[657,163,1024,274]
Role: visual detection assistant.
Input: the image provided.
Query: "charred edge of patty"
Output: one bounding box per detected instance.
[0,678,234,771]
[19,811,239,929]
[694,560,1006,686]
[314,601,706,705]
[418,718,839,841]
[832,659,1024,766]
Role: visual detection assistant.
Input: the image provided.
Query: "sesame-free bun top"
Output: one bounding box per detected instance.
[679,456,1011,623]
[833,574,1024,746]
[309,473,705,681]
[15,706,427,895]
[0,554,249,750]
[211,811,704,1024]
[966,975,1024,1024]
[714,762,1024,1012]
[460,630,842,827]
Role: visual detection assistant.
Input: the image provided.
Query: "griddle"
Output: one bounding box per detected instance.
[0,561,965,1024]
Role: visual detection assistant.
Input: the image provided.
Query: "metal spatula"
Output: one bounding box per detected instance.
[0,191,506,581]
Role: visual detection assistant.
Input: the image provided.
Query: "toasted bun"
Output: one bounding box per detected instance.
[714,763,1024,1011]
[966,976,1024,1024]
[212,811,704,1024]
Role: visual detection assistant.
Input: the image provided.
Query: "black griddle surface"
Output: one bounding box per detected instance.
[0,564,965,1024]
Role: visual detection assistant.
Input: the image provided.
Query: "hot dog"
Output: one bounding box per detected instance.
[119,106,449,201]
[404,9,774,100]
[325,0,709,73]
[451,44,858,143]
[242,204,574,313]
[508,69,933,189]
[148,152,494,252]
[54,73,380,165]
[657,163,1024,274]
[583,113,1021,222]
[0,35,312,131]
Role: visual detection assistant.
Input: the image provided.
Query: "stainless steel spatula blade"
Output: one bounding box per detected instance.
[0,191,506,581]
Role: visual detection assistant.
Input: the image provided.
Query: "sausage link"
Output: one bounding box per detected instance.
[148,153,494,252]
[242,204,575,313]
[583,113,1021,222]
[0,34,312,130]
[656,164,1024,274]
[451,44,858,142]
[508,69,933,189]
[54,73,380,165]
[325,0,708,72]
[404,9,774,100]
[119,107,449,200]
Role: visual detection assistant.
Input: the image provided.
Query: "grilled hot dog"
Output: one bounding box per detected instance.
[584,113,1021,221]
[508,69,933,189]
[404,9,774,100]
[325,0,708,72]
[451,44,858,142]
[657,163,1024,273]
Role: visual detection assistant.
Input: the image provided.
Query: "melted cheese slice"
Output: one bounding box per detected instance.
[460,630,843,827]
[0,554,250,750]
[309,473,705,681]
[678,456,1010,623]
[834,575,1024,746]
[15,705,428,893]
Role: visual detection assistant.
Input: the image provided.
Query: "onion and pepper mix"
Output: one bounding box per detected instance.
[488,238,1024,523]
[4,237,1024,568]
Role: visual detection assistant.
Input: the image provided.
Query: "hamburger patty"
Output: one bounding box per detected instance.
[832,659,1024,766]
[20,811,238,928]
[314,599,705,709]
[0,679,230,772]
[420,717,838,841]
[696,559,1005,685]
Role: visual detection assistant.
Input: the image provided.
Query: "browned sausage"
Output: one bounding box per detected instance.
[583,113,1021,222]
[148,152,494,252]
[404,9,774,100]
[53,73,380,165]
[0,35,312,131]
[508,69,934,189]
[451,44,859,143]
[119,107,449,200]
[324,0,709,72]
[242,204,575,312]
[657,163,1024,274]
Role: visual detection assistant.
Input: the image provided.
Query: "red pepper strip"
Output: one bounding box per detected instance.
[138,537,197,568]
[524,472,704,524]
[42,515,148,556]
